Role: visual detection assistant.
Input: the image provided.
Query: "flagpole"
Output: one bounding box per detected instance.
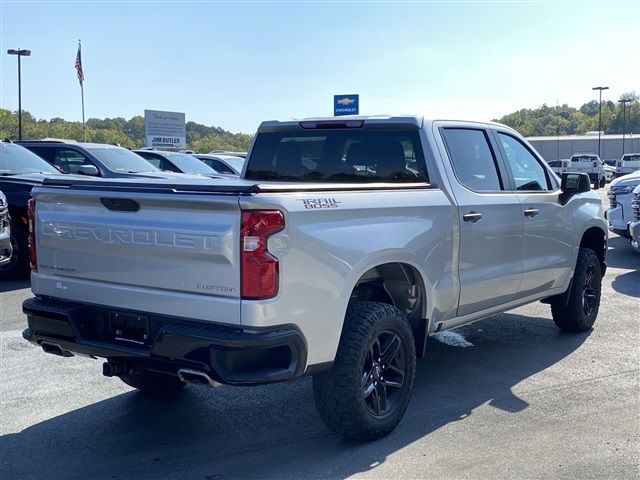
[81,80,86,142]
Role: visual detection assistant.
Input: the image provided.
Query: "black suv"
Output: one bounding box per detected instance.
[18,140,163,177]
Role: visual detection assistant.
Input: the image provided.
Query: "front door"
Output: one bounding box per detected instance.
[493,131,574,296]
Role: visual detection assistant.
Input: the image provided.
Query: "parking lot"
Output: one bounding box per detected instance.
[0,189,638,480]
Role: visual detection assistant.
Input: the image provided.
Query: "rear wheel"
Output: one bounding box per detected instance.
[313,302,416,440]
[119,368,186,394]
[551,248,602,332]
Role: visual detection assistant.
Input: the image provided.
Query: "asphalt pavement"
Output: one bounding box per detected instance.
[1,189,638,480]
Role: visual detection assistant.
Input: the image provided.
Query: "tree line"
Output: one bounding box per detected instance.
[494,92,639,137]
[1,93,638,150]
[0,109,252,152]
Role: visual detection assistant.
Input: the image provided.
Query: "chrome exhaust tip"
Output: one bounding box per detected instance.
[40,340,74,358]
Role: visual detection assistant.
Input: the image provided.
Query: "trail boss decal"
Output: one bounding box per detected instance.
[298,198,342,209]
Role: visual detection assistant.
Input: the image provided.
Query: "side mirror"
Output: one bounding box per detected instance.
[561,172,591,194]
[77,165,99,176]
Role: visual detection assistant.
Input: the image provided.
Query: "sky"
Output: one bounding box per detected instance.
[1,1,639,134]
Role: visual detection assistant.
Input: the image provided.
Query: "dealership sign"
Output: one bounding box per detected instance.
[144,110,186,148]
[334,94,359,116]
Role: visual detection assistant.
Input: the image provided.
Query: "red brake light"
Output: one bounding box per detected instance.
[27,198,37,271]
[240,210,284,300]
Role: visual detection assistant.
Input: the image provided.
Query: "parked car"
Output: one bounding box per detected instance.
[18,140,165,177]
[629,185,640,253]
[194,153,246,175]
[568,153,606,189]
[23,115,607,440]
[547,159,568,176]
[605,170,640,237]
[0,142,66,277]
[134,150,220,176]
[603,163,616,183]
[0,190,12,267]
[615,153,640,177]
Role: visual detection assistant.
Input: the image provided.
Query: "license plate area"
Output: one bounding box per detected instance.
[110,312,149,346]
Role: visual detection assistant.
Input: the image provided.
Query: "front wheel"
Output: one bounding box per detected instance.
[599,177,606,188]
[313,302,416,440]
[551,248,602,332]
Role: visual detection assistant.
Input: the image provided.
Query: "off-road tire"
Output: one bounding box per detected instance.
[313,301,416,440]
[0,224,29,280]
[119,368,186,394]
[551,248,602,332]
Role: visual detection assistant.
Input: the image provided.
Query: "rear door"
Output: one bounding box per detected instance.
[493,130,574,296]
[438,126,524,316]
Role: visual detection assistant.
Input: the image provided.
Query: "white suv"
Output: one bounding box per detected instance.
[606,171,640,237]
[629,185,640,252]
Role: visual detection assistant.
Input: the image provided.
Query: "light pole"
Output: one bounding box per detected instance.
[7,48,31,141]
[619,98,631,157]
[592,86,609,158]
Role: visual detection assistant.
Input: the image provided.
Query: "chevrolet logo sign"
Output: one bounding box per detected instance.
[337,97,355,106]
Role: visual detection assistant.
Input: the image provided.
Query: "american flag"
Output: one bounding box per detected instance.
[75,42,84,84]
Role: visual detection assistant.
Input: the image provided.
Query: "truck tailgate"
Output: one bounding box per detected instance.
[31,186,242,324]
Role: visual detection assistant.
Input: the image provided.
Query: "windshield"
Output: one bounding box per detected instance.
[0,143,60,175]
[623,154,640,162]
[246,128,428,183]
[572,155,597,162]
[86,147,161,173]
[164,152,217,174]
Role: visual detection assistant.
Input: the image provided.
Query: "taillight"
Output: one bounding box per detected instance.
[618,161,622,167]
[240,210,284,300]
[27,198,37,271]
[593,161,597,167]
[563,162,567,168]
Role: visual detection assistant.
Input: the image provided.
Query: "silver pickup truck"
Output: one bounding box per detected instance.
[23,116,607,440]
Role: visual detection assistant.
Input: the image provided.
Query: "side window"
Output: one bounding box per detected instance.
[56,148,94,174]
[441,128,503,191]
[161,159,180,172]
[209,159,235,175]
[139,154,161,169]
[497,133,550,191]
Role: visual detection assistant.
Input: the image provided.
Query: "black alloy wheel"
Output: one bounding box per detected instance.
[362,330,407,417]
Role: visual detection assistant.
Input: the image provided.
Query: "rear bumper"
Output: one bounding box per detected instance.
[22,297,307,385]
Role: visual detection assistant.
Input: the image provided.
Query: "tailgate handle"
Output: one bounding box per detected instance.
[100,198,140,212]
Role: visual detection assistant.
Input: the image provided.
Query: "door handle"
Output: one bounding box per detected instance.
[463,211,483,223]
[524,208,540,218]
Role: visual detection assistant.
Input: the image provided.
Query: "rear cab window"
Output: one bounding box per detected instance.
[245,127,429,183]
[440,128,504,191]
